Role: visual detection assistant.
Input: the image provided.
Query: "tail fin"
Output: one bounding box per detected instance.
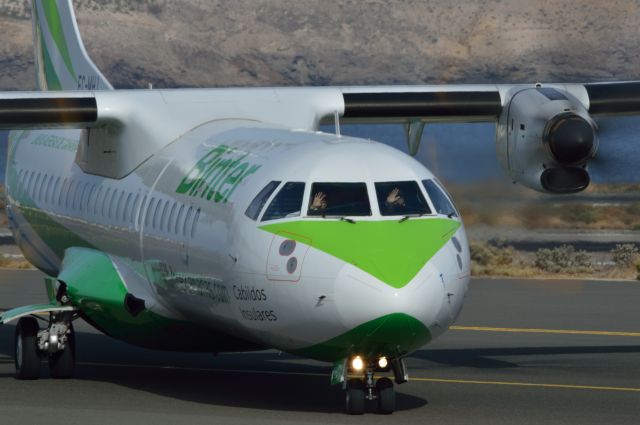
[31,0,113,91]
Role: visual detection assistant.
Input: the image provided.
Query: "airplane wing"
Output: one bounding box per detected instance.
[336,81,640,122]
[1,81,640,193]
[334,81,640,193]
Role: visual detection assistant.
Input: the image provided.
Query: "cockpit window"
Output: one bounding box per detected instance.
[308,183,371,216]
[422,179,458,217]
[375,181,431,216]
[261,182,305,221]
[245,181,280,221]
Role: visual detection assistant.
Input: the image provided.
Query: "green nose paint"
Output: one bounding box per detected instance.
[261,218,460,289]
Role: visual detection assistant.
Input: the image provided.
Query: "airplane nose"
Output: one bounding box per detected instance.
[331,266,441,359]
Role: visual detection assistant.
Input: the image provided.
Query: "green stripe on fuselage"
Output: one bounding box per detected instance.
[60,247,261,352]
[260,218,460,288]
[291,312,430,362]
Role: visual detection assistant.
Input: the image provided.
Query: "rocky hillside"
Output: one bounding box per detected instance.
[1,0,640,90]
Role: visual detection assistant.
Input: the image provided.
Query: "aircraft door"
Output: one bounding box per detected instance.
[266,231,310,282]
[442,234,466,322]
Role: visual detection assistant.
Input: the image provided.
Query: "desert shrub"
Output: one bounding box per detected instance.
[611,244,639,267]
[470,241,515,267]
[626,203,640,216]
[534,244,593,273]
[0,255,32,269]
[560,205,599,225]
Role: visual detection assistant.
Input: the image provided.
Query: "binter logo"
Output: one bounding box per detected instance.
[176,145,262,203]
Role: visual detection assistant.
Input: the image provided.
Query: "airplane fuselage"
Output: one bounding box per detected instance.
[5,120,470,362]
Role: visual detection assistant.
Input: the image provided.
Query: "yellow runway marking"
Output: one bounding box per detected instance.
[450,326,640,337]
[410,377,640,393]
[68,362,640,393]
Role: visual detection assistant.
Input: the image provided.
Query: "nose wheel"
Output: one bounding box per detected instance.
[48,322,76,379]
[344,366,399,414]
[345,379,365,414]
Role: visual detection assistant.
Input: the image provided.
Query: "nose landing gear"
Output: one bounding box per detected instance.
[14,310,77,380]
[345,368,396,415]
[342,357,406,414]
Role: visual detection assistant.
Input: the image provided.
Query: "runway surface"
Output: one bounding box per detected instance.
[1,270,639,424]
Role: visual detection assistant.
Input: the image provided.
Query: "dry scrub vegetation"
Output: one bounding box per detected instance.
[471,242,640,280]
[0,256,33,269]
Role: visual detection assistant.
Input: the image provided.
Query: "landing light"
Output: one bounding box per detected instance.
[378,357,388,369]
[351,356,364,371]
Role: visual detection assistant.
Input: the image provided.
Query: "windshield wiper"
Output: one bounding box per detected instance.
[340,217,356,224]
[399,214,423,223]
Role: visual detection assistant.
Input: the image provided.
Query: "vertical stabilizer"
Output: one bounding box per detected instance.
[31,0,113,91]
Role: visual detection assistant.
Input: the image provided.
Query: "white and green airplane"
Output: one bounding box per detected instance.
[1,0,638,415]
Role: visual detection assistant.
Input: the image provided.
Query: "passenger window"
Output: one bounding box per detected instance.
[375,181,430,216]
[245,181,281,221]
[154,200,165,230]
[422,179,458,218]
[261,182,305,221]
[168,202,178,231]
[137,195,147,229]
[66,180,76,209]
[191,208,201,238]
[84,184,95,213]
[33,173,42,200]
[183,206,193,236]
[131,194,141,224]
[27,171,35,199]
[160,200,170,231]
[146,198,156,228]
[124,193,133,222]
[308,182,371,217]
[102,188,112,217]
[110,190,122,219]
[114,191,124,221]
[175,204,185,234]
[43,175,51,203]
[51,177,61,205]
[58,178,68,207]
[75,182,85,210]
[69,180,81,209]
[39,174,48,202]
[92,187,102,215]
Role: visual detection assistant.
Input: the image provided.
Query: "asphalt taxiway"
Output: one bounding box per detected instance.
[1,270,639,424]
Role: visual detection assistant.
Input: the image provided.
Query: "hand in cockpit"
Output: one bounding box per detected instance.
[310,192,327,210]
[386,187,405,206]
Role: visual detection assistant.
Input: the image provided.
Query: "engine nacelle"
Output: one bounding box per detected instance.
[496,87,598,193]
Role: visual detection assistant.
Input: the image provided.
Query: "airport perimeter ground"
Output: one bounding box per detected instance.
[1,270,639,424]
